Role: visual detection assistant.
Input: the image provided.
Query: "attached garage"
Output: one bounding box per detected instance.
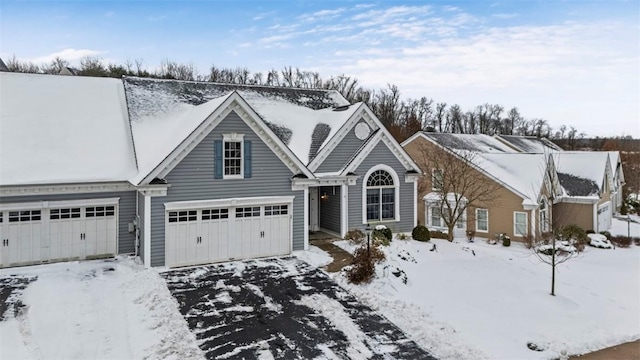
[164,197,293,268]
[0,198,119,268]
[597,201,612,232]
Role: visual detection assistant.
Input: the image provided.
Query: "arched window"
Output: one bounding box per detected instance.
[365,169,396,221]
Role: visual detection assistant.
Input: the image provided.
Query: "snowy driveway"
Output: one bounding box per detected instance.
[162,257,434,359]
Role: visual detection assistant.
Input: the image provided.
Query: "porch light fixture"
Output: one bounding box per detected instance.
[321,192,329,201]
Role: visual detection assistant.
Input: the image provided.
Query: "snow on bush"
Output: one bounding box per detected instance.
[588,233,614,249]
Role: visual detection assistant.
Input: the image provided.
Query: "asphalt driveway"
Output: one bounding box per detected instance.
[162,257,435,359]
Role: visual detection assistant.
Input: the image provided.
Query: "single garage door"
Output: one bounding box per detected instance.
[165,202,291,268]
[0,199,119,268]
[597,201,611,232]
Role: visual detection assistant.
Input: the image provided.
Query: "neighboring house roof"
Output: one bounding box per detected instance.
[495,135,563,153]
[553,152,610,195]
[0,58,8,72]
[474,153,549,203]
[0,72,137,186]
[411,132,516,153]
[123,77,351,166]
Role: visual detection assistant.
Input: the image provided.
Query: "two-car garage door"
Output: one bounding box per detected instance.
[0,199,118,268]
[165,200,292,268]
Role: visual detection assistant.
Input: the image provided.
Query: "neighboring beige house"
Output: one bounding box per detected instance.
[402,133,561,241]
[553,152,614,232]
[402,132,617,241]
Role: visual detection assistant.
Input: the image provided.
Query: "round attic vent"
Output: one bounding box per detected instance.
[354,122,371,140]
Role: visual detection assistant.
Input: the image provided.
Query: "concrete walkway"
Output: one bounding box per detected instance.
[571,340,639,359]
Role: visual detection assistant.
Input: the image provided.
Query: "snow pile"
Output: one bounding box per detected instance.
[0,257,203,360]
[332,236,640,359]
[588,233,613,249]
[292,245,333,268]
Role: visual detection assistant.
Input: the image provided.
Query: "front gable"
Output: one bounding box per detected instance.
[308,104,376,172]
[309,104,420,176]
[138,92,314,185]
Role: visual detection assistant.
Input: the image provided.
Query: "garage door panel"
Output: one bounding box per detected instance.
[0,202,118,268]
[165,200,293,268]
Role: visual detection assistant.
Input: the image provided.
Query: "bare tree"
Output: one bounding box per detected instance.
[414,144,500,241]
[530,153,583,296]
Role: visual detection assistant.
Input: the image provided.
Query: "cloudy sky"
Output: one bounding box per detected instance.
[1,0,638,137]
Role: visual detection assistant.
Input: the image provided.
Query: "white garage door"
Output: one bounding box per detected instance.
[165,202,291,268]
[0,199,119,268]
[597,201,612,232]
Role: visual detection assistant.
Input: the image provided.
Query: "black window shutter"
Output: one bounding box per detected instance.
[244,140,252,178]
[214,140,223,179]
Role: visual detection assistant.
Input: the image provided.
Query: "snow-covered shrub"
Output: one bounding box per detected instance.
[430,230,448,240]
[344,229,365,245]
[588,233,613,249]
[395,233,410,241]
[559,225,588,247]
[345,244,386,284]
[372,225,392,245]
[411,225,430,242]
[502,235,511,247]
[535,241,577,256]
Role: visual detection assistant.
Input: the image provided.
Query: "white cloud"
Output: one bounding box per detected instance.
[492,13,518,19]
[28,48,104,64]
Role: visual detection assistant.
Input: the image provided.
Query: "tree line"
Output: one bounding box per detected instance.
[0,55,594,143]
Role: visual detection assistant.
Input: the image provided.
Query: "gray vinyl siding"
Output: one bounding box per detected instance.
[149,110,304,267]
[348,141,414,233]
[137,191,144,263]
[319,186,341,233]
[315,119,368,173]
[0,190,137,254]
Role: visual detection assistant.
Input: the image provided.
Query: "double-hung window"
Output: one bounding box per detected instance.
[514,212,528,236]
[476,208,488,232]
[215,134,252,179]
[430,206,442,227]
[223,134,243,178]
[432,169,444,191]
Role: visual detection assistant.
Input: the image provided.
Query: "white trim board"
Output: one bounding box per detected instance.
[0,182,135,197]
[164,196,295,211]
[0,197,120,211]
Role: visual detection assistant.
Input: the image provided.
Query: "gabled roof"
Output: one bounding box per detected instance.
[123,77,350,165]
[553,151,611,197]
[131,91,318,185]
[0,72,137,186]
[495,135,563,153]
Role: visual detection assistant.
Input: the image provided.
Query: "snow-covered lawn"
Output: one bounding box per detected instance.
[0,258,203,360]
[332,237,640,359]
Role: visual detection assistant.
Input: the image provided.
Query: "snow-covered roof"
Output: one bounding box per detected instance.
[123,77,352,166]
[473,153,549,201]
[129,94,234,185]
[554,152,609,197]
[0,72,137,186]
[495,135,563,153]
[421,132,515,153]
[554,152,609,187]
